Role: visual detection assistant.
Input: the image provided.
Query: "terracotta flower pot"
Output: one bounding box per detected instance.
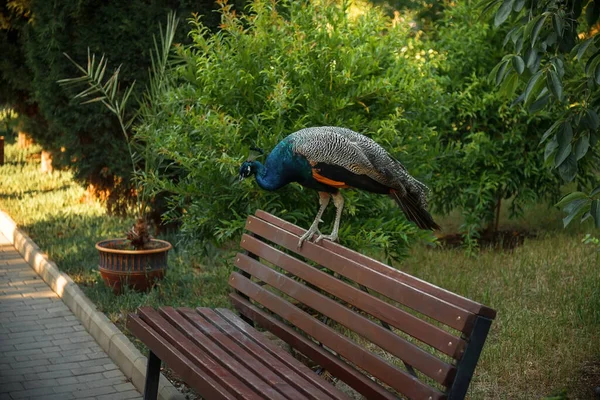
[96,238,172,295]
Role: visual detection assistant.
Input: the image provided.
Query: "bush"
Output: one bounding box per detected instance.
[138,0,441,261]
[424,2,563,243]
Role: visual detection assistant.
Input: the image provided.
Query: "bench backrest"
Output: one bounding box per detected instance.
[231,210,496,400]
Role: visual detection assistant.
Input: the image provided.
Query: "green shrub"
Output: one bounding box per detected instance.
[425,2,563,243]
[138,0,441,261]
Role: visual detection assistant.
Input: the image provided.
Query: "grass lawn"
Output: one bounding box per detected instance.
[1,136,598,399]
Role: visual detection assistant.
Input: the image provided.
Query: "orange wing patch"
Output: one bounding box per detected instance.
[312,169,350,188]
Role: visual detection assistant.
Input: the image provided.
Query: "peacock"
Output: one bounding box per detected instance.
[239,126,440,247]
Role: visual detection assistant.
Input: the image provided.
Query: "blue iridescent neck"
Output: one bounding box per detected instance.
[253,160,287,191]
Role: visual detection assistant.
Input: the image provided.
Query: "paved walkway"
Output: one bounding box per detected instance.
[0,233,142,400]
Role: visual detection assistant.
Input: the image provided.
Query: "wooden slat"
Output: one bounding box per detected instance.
[255,210,496,320]
[136,307,276,400]
[244,215,474,333]
[177,307,343,400]
[126,313,236,400]
[240,233,466,359]
[210,308,348,400]
[227,296,396,400]
[229,273,446,400]
[235,253,455,385]
[156,307,298,400]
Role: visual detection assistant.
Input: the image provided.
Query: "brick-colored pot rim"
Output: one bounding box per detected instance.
[95,238,172,255]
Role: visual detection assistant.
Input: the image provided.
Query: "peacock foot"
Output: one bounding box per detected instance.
[315,233,339,244]
[297,227,322,248]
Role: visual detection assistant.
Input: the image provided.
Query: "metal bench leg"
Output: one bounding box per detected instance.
[144,350,161,400]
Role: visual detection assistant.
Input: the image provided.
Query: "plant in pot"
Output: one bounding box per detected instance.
[59,14,178,294]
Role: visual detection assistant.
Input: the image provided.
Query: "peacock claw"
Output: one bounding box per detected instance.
[297,228,322,248]
[315,234,339,244]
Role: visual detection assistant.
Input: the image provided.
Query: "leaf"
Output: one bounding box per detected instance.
[587,0,600,27]
[565,197,588,214]
[529,91,549,112]
[546,69,563,100]
[562,197,588,227]
[495,0,514,26]
[524,70,544,106]
[558,153,577,181]
[525,48,538,68]
[524,14,543,42]
[552,14,564,37]
[557,121,573,146]
[591,185,600,197]
[531,15,547,47]
[495,59,510,85]
[551,57,565,78]
[555,191,589,208]
[595,62,600,84]
[512,55,525,74]
[540,120,561,144]
[592,199,600,228]
[575,36,594,60]
[584,109,600,130]
[574,133,590,160]
[515,36,524,53]
[554,142,572,167]
[503,27,518,47]
[513,0,525,12]
[544,139,558,161]
[500,72,520,97]
[585,50,600,75]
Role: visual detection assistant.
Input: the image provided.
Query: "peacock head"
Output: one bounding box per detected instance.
[238,161,258,181]
[239,147,264,181]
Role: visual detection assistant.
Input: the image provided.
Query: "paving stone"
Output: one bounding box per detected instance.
[0,381,24,393]
[0,232,142,400]
[72,385,117,398]
[97,389,141,400]
[23,378,59,389]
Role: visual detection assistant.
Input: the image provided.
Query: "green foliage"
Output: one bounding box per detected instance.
[483,0,600,227]
[138,0,440,261]
[58,12,179,223]
[0,0,244,212]
[425,2,561,244]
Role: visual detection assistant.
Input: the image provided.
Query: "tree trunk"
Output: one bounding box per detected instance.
[17,131,33,148]
[494,197,501,235]
[41,150,53,173]
[0,136,4,166]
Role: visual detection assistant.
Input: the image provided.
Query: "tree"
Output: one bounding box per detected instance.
[421,1,562,247]
[0,0,244,213]
[484,0,600,228]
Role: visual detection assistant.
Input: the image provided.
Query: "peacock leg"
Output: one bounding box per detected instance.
[298,192,330,248]
[315,192,344,244]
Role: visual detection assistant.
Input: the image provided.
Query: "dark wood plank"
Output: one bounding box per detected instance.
[135,307,277,400]
[175,307,340,400]
[126,313,236,400]
[229,273,447,399]
[234,253,455,385]
[230,294,446,400]
[208,308,351,400]
[255,210,496,320]
[244,215,474,333]
[156,307,298,400]
[240,234,466,359]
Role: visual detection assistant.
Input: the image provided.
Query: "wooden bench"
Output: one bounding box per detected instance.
[127,210,496,400]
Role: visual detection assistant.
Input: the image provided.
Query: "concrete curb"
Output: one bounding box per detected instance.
[0,210,185,400]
